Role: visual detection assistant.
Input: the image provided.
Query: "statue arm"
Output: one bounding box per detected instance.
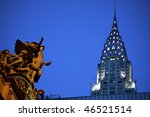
[16,67,29,72]
[0,61,9,66]
[42,61,51,66]
[8,57,23,67]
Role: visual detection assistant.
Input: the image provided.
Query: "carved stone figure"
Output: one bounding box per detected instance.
[0,38,50,99]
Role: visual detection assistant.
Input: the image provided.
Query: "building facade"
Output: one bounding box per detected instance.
[47,92,150,100]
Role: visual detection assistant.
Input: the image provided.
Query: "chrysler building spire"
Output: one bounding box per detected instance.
[91,1,136,95]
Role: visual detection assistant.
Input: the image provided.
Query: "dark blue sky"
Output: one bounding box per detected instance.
[0,0,150,97]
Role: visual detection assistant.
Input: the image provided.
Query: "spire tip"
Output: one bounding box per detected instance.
[114,0,116,17]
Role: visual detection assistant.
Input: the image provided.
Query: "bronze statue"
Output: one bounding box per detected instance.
[0,38,51,99]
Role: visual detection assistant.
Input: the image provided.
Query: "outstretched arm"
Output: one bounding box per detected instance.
[42,61,52,66]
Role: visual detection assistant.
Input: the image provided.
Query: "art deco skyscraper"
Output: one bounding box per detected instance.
[91,1,136,95]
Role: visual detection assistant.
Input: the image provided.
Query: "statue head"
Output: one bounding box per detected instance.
[40,46,45,51]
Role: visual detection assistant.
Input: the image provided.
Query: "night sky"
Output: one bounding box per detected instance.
[0,0,150,97]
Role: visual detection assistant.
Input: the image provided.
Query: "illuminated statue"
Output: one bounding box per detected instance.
[0,38,51,99]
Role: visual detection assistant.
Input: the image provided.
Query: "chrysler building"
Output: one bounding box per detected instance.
[91,1,136,95]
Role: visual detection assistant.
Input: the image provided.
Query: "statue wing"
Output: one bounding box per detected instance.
[15,39,26,54]
[15,39,33,63]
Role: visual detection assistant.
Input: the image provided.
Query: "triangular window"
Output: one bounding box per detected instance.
[107,47,110,51]
[118,52,121,55]
[112,45,115,49]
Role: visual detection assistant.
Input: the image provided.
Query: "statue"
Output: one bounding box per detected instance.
[0,38,51,99]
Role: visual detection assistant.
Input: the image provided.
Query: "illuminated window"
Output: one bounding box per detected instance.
[113,27,117,30]
[117,46,120,49]
[112,45,115,49]
[113,32,115,34]
[113,36,115,39]
[112,40,115,44]
[107,47,110,51]
[110,58,115,61]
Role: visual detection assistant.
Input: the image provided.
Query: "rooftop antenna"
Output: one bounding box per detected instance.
[114,0,116,17]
